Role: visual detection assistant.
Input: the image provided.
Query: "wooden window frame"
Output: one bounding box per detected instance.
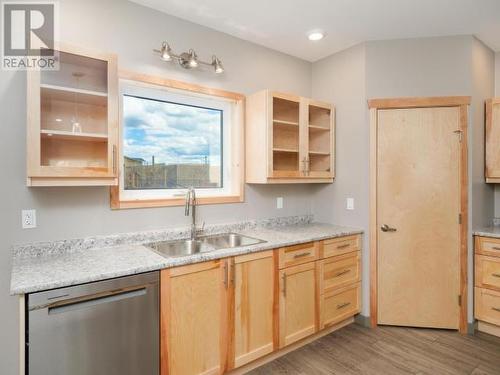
[110,70,245,209]
[368,96,470,334]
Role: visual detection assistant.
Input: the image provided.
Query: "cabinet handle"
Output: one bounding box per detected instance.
[230,262,235,287]
[282,274,287,297]
[334,269,351,278]
[492,307,500,313]
[336,302,351,310]
[112,145,117,175]
[492,273,500,278]
[294,252,311,259]
[223,261,228,289]
[337,243,350,249]
[306,157,310,176]
[492,246,500,251]
[301,157,307,176]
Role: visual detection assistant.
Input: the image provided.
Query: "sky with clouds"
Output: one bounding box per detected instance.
[123,95,222,166]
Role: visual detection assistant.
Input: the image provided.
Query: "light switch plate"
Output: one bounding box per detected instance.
[277,197,284,209]
[22,209,37,229]
[346,198,354,210]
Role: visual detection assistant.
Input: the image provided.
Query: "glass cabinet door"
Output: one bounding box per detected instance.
[307,102,334,178]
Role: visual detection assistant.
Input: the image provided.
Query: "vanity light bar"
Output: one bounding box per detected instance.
[153,42,224,74]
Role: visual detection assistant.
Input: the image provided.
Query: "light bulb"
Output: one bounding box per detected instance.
[188,49,198,68]
[308,31,325,41]
[160,42,172,61]
[212,56,224,74]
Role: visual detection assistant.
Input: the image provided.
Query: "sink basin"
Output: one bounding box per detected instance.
[146,233,266,258]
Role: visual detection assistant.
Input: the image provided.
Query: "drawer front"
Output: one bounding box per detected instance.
[475,236,500,257]
[475,287,500,326]
[318,252,360,294]
[320,283,360,329]
[321,235,361,259]
[476,255,500,291]
[278,242,318,269]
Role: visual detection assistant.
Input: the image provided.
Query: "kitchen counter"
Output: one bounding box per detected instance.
[474,226,500,239]
[10,216,363,295]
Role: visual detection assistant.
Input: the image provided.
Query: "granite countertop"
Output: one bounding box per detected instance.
[473,226,500,239]
[10,216,363,295]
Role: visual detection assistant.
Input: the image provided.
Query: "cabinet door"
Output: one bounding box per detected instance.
[319,282,361,329]
[305,99,335,179]
[486,99,500,182]
[26,44,118,186]
[161,261,228,375]
[232,251,275,368]
[279,262,317,348]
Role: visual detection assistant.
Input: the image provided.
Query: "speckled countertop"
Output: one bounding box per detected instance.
[473,226,500,239]
[10,216,363,295]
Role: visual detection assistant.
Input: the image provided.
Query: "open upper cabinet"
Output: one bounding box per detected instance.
[246,90,335,184]
[26,44,118,186]
[486,98,500,183]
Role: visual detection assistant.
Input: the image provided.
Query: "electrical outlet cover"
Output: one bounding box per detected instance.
[22,209,36,229]
[346,198,354,210]
[277,197,284,209]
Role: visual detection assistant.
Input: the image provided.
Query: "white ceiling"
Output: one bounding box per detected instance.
[131,0,500,62]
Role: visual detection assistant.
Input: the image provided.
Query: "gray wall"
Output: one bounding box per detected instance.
[495,52,500,217]
[0,1,315,373]
[311,35,496,322]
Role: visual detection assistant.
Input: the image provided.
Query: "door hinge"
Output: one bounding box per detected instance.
[458,295,462,306]
[458,213,462,224]
[453,130,463,142]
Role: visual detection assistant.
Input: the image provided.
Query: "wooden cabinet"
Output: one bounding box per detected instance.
[231,251,275,368]
[486,99,500,183]
[160,261,229,375]
[246,90,335,184]
[160,234,362,374]
[475,235,500,337]
[27,44,118,186]
[278,262,317,348]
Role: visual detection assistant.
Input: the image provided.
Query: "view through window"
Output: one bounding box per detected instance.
[123,94,223,191]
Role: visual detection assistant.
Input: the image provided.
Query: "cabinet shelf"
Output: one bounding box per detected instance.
[273,148,299,153]
[41,129,108,142]
[41,83,108,97]
[309,151,330,156]
[309,124,330,131]
[273,119,299,126]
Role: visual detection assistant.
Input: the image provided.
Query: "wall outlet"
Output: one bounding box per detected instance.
[346,198,354,210]
[276,197,284,209]
[22,209,37,229]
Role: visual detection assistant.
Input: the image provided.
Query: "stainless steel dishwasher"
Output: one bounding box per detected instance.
[26,271,159,375]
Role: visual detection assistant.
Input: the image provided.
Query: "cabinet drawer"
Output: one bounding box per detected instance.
[321,235,361,259]
[278,242,318,269]
[475,255,500,291]
[320,282,360,329]
[475,287,500,326]
[318,252,360,294]
[475,236,500,257]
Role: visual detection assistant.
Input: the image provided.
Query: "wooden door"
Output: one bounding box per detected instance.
[231,251,275,368]
[279,262,317,347]
[376,106,462,329]
[161,261,228,375]
[486,99,500,182]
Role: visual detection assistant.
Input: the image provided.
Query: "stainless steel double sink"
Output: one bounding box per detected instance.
[146,233,266,258]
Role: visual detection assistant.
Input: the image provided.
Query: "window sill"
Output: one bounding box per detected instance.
[110,187,243,209]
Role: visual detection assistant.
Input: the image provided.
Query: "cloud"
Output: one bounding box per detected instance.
[123,95,222,165]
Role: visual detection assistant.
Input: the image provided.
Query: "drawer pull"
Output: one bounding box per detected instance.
[293,252,311,259]
[334,269,351,277]
[492,307,500,313]
[493,246,500,251]
[337,302,351,310]
[492,273,500,278]
[337,244,350,249]
[282,274,287,297]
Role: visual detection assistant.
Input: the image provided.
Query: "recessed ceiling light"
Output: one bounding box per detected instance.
[308,31,325,41]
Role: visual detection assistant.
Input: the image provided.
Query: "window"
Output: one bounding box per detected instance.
[111,73,244,208]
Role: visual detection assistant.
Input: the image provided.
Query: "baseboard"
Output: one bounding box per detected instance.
[354,314,371,328]
[227,317,354,374]
[477,320,500,338]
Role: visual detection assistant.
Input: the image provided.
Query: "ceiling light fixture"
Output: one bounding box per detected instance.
[154,42,224,74]
[308,31,325,41]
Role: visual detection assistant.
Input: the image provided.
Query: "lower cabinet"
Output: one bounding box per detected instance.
[278,262,317,348]
[160,234,362,375]
[232,251,275,368]
[160,260,229,375]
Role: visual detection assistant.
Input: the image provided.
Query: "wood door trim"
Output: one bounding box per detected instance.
[369,99,469,334]
[368,96,471,109]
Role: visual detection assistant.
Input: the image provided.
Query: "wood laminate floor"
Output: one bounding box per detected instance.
[248,324,500,375]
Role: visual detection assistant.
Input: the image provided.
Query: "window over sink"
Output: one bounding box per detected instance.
[110,72,244,209]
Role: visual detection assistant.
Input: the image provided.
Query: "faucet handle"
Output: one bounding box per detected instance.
[197,221,205,234]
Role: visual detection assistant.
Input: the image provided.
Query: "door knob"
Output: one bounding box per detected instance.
[381,224,397,232]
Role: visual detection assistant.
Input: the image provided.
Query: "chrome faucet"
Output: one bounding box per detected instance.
[185,187,204,240]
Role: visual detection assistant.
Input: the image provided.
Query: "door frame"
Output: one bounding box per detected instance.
[368,96,471,334]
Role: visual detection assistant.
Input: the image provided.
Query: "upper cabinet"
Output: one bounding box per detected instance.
[486,98,500,183]
[246,90,335,184]
[27,44,118,186]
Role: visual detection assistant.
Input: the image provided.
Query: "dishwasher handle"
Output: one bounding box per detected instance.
[48,287,147,315]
